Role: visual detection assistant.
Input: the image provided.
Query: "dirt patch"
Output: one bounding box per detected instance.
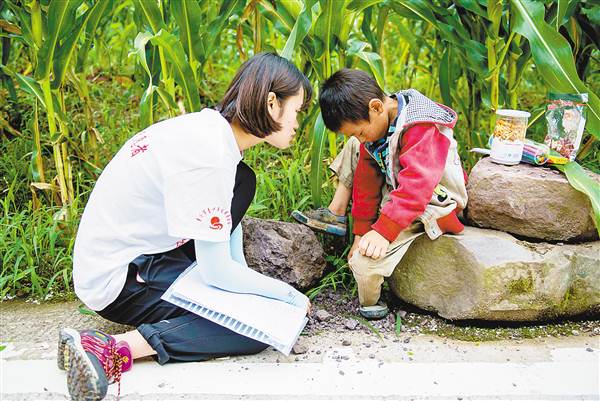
[1,286,598,345]
[306,286,600,342]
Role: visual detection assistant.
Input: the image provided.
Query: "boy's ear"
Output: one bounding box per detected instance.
[368,98,384,114]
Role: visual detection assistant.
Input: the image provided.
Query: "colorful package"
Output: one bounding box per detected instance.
[544,92,588,161]
[521,139,569,166]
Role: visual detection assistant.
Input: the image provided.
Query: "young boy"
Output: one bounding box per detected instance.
[298,69,468,318]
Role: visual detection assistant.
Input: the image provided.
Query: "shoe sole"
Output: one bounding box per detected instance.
[291,211,346,236]
[58,328,107,401]
[359,304,389,320]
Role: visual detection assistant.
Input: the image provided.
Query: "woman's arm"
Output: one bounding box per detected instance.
[229,224,247,267]
[194,238,309,310]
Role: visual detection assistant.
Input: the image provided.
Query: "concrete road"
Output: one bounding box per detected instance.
[2,331,598,400]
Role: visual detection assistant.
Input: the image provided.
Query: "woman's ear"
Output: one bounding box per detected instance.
[368,98,384,115]
[267,91,277,114]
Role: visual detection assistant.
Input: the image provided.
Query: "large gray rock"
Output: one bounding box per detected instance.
[465,158,599,242]
[242,217,326,290]
[388,227,600,321]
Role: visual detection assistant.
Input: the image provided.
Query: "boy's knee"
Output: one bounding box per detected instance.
[349,251,374,275]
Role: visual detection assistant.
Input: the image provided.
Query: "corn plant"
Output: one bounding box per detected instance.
[131,0,245,128]
[510,0,599,139]
[259,0,388,206]
[1,0,114,218]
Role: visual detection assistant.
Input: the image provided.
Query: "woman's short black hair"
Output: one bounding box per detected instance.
[319,69,385,132]
[216,52,312,138]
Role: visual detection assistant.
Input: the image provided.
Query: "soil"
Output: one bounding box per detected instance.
[306,285,600,342]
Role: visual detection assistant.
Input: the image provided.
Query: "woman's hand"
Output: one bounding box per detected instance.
[358,230,389,259]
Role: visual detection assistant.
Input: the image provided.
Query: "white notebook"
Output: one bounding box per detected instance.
[161,262,308,355]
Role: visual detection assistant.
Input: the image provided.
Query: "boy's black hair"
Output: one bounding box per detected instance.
[319,69,385,132]
[217,52,312,138]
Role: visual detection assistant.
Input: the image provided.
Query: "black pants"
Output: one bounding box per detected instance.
[97,162,269,364]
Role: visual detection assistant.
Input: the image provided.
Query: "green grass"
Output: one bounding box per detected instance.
[1,24,598,301]
[0,178,78,300]
[2,69,599,301]
[0,78,345,300]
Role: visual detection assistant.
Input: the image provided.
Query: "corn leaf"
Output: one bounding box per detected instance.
[132,0,165,33]
[4,1,35,48]
[132,32,156,128]
[346,40,385,89]
[556,0,569,30]
[281,0,315,60]
[555,162,600,237]
[171,0,202,65]
[76,0,114,72]
[439,47,452,107]
[510,0,600,138]
[35,0,82,80]
[310,113,327,206]
[52,2,102,89]
[258,0,295,34]
[200,0,245,64]
[149,29,201,112]
[5,68,66,121]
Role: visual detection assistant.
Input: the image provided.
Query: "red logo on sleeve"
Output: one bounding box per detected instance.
[195,207,232,232]
[209,216,224,230]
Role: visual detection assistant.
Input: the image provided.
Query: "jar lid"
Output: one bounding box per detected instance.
[496,109,531,118]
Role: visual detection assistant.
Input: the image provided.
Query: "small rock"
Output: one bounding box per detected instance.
[586,347,594,352]
[342,339,352,346]
[572,330,580,336]
[339,370,345,376]
[344,318,359,330]
[315,309,331,322]
[403,337,412,344]
[316,350,322,355]
[397,310,407,318]
[158,383,166,388]
[369,354,376,359]
[364,342,372,348]
[292,343,308,355]
[357,370,363,374]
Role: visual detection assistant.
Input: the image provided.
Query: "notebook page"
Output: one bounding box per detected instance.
[168,263,307,344]
[164,291,308,355]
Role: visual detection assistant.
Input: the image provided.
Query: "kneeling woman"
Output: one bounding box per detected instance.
[59,53,312,401]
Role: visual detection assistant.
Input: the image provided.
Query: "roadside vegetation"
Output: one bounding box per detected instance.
[1,0,598,303]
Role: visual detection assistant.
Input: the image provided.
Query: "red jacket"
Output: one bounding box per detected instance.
[351,124,452,241]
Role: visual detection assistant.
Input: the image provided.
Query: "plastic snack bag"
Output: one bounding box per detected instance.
[544,92,588,161]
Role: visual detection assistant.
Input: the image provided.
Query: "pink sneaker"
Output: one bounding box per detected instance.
[58,328,132,401]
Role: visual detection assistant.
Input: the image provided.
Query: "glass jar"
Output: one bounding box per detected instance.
[490,109,531,165]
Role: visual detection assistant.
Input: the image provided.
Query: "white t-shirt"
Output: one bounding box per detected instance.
[73,109,242,311]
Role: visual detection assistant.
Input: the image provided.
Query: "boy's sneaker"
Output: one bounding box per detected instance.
[291,207,347,236]
[359,302,389,320]
[58,328,132,401]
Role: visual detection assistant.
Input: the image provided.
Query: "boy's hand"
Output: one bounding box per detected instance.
[348,235,362,261]
[358,230,390,259]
